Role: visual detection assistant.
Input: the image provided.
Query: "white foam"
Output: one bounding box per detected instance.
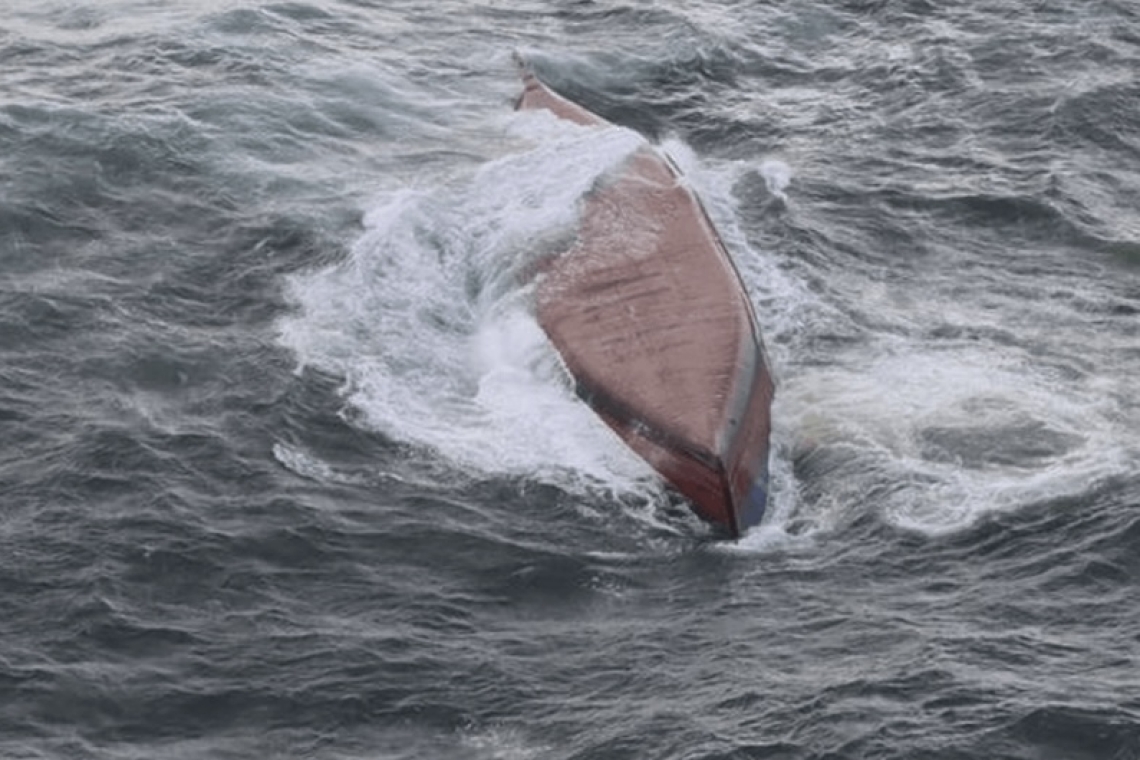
[460,724,550,760]
[272,442,338,482]
[278,113,661,502]
[758,158,793,202]
[777,343,1132,536]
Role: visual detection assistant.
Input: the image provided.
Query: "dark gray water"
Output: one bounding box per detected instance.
[2,1,1139,758]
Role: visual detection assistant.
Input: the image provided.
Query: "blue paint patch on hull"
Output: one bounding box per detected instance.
[738,470,770,531]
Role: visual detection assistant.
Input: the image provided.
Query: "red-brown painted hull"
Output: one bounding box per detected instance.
[516,66,774,537]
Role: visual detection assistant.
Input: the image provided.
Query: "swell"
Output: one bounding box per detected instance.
[1,1,1139,759]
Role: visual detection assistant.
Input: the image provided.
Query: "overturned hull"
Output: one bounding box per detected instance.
[516,66,775,538]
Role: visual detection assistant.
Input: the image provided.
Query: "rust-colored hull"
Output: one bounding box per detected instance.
[516,67,774,537]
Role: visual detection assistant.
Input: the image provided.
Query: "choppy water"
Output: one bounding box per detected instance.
[2,1,1139,758]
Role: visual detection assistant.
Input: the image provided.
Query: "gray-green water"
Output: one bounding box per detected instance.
[2,2,1138,758]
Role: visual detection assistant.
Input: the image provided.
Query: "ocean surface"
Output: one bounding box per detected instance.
[2,1,1139,758]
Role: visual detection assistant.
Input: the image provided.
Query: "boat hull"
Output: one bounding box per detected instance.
[515,66,774,538]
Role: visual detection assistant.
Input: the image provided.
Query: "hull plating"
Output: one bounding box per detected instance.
[516,66,774,538]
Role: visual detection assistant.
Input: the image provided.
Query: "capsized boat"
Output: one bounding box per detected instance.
[515,62,775,538]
